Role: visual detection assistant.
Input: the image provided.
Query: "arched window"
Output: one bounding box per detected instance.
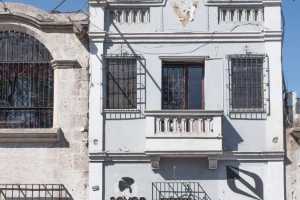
[0,31,53,128]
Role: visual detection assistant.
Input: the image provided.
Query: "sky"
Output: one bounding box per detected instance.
[2,0,300,94]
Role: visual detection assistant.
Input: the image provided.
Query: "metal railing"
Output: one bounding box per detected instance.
[152,182,212,200]
[0,184,73,200]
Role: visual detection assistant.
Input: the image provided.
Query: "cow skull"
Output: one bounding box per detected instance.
[171,0,200,26]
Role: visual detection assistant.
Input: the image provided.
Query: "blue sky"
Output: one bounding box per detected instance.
[4,0,87,12]
[283,0,300,94]
[3,0,300,94]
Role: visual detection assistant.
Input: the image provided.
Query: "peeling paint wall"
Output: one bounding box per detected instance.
[0,3,89,200]
[171,0,200,26]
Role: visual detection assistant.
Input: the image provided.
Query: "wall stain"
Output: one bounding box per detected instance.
[171,0,200,26]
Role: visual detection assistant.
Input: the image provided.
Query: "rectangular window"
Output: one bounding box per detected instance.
[162,63,204,110]
[230,55,265,111]
[106,58,137,109]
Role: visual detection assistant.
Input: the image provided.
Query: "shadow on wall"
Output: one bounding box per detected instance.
[223,117,244,151]
[227,166,264,200]
[156,158,233,180]
[153,158,264,200]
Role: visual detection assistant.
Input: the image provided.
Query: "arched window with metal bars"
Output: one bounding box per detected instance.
[0,31,53,128]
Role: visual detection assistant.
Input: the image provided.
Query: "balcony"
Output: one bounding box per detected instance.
[145,110,223,157]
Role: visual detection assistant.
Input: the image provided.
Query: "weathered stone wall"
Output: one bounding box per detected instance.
[0,3,89,200]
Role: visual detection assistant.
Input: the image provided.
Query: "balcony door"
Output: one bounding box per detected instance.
[162,62,204,110]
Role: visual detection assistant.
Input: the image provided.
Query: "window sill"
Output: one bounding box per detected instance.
[0,128,61,143]
[103,109,141,114]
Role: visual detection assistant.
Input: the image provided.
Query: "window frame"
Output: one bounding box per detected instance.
[161,62,205,110]
[0,31,54,129]
[228,54,270,118]
[103,54,146,117]
[105,56,138,110]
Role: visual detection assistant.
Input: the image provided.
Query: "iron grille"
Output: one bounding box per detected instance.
[228,54,269,119]
[0,31,53,128]
[152,182,212,200]
[0,184,73,200]
[104,54,146,119]
[106,57,137,109]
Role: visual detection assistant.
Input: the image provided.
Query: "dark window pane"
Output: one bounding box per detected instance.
[162,63,204,110]
[0,31,53,128]
[162,66,185,109]
[106,58,137,109]
[188,67,203,109]
[231,56,264,110]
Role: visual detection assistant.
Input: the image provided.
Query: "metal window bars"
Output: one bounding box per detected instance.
[103,54,146,120]
[0,31,53,128]
[152,182,212,200]
[0,184,73,200]
[228,54,270,120]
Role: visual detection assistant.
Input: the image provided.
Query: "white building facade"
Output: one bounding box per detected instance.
[88,0,285,200]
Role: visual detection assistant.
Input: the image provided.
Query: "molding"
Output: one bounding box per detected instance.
[209,151,285,161]
[51,60,81,69]
[0,128,61,143]
[144,110,224,117]
[89,0,280,7]
[0,3,88,33]
[205,0,281,6]
[89,151,285,162]
[90,152,150,162]
[159,56,208,62]
[0,13,86,33]
[89,31,282,43]
[89,0,165,7]
[146,136,223,139]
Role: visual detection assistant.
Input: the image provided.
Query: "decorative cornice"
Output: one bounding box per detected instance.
[205,0,281,6]
[90,152,150,162]
[89,0,280,6]
[89,31,282,43]
[0,3,88,33]
[89,151,285,162]
[0,14,75,32]
[51,60,81,69]
[144,110,224,117]
[89,0,166,7]
[209,151,285,161]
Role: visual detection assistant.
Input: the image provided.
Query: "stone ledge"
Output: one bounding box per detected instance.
[0,128,61,143]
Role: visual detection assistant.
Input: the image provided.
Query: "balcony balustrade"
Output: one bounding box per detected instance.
[145,110,223,156]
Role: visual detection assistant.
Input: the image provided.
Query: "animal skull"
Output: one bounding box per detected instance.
[171,0,200,26]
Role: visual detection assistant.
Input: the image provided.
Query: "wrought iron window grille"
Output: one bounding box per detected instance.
[0,31,53,128]
[0,184,73,199]
[152,182,212,200]
[228,54,270,120]
[103,54,146,120]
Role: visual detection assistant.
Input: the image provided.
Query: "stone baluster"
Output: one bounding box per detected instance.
[209,118,214,133]
[258,8,263,22]
[181,118,186,133]
[173,118,178,133]
[155,117,159,134]
[159,118,164,133]
[189,118,193,133]
[205,118,211,134]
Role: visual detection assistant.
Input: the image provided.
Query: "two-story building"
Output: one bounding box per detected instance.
[88,0,285,200]
[0,3,89,199]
